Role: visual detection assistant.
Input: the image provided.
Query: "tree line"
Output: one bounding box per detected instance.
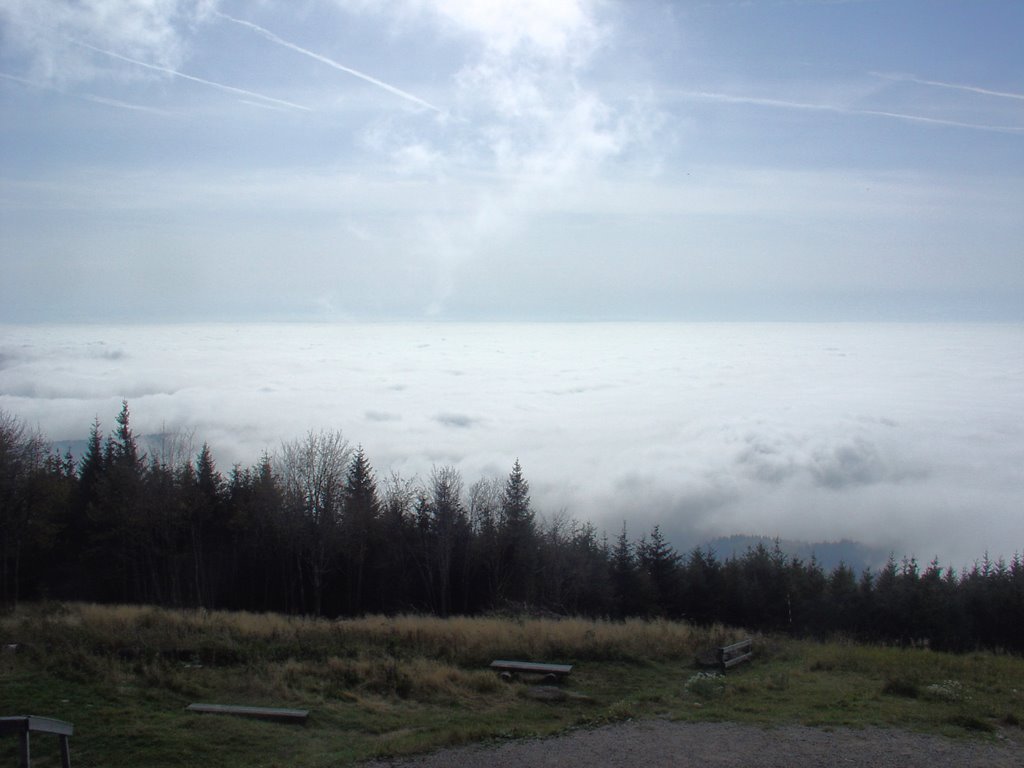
[1,404,1021,652]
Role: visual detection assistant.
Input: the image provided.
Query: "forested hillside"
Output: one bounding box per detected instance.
[2,403,1021,652]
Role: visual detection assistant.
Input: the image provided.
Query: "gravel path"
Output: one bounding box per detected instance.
[363,719,1023,768]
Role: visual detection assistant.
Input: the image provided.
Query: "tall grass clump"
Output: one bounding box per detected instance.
[2,603,738,702]
[4,604,737,667]
[338,614,735,666]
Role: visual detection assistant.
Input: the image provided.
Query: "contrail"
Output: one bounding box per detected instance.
[872,72,1024,102]
[854,107,1024,133]
[675,89,1024,134]
[214,11,442,113]
[81,93,175,115]
[1,71,173,115]
[74,41,311,111]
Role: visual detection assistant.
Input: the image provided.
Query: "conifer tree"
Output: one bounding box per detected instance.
[113,400,141,469]
[609,521,644,617]
[681,546,721,625]
[497,459,537,606]
[90,401,146,602]
[637,525,681,616]
[190,443,229,607]
[342,446,381,614]
[424,465,469,616]
[468,476,503,608]
[77,417,105,511]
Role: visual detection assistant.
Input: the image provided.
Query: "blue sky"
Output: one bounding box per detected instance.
[1,0,1022,321]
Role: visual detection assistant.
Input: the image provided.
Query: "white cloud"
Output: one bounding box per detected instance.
[0,0,209,84]
[425,0,603,61]
[325,0,660,314]
[335,0,604,60]
[3,322,1022,568]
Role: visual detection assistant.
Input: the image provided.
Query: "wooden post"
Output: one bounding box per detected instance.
[18,730,30,768]
[60,734,72,768]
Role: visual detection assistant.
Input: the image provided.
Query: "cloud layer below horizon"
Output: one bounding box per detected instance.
[2,322,1021,568]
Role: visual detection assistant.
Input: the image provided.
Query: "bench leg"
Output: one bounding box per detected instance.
[18,731,30,768]
[60,735,72,768]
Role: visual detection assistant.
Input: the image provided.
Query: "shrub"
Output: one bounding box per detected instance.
[881,676,919,698]
[923,679,969,703]
[685,671,725,699]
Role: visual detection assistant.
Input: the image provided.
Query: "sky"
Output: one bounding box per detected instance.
[1,0,1022,322]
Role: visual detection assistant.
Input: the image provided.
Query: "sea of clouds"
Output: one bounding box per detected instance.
[1,322,1021,568]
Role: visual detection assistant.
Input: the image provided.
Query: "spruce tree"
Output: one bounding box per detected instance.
[637,525,681,616]
[609,521,643,618]
[342,446,380,613]
[88,401,145,603]
[497,459,537,607]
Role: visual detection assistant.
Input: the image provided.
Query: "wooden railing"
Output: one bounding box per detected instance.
[718,638,754,670]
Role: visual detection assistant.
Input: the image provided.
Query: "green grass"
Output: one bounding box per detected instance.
[1,604,1022,767]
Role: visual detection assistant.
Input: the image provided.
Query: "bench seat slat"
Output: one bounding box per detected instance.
[719,639,752,655]
[0,716,74,737]
[489,660,573,675]
[722,652,754,669]
[186,704,309,723]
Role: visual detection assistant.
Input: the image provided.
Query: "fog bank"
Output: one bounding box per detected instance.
[2,322,1021,568]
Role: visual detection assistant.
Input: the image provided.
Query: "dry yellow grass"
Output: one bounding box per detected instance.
[3,602,747,711]
[341,614,736,664]
[11,603,739,666]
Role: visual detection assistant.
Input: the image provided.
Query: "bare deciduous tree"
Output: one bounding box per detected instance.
[275,429,351,615]
[0,410,48,607]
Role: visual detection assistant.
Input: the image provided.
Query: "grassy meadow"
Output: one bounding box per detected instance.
[1,603,1022,767]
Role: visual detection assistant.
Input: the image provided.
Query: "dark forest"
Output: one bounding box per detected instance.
[2,403,1021,653]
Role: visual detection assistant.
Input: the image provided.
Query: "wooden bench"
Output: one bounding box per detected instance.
[490,660,573,683]
[186,703,309,724]
[0,716,73,768]
[718,638,753,670]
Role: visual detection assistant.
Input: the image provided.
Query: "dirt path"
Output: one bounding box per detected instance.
[363,719,1023,768]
